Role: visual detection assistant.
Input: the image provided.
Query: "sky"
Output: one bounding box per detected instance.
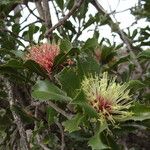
[18,0,149,45]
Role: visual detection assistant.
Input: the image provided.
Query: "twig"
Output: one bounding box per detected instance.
[51,0,60,21]
[20,20,40,31]
[109,7,134,15]
[5,79,30,150]
[73,19,82,42]
[45,0,84,38]
[1,28,30,43]
[21,8,36,25]
[56,121,65,150]
[26,3,44,22]
[31,101,72,120]
[48,101,72,119]
[34,105,50,150]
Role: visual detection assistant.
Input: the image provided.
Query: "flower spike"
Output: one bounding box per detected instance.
[26,44,59,74]
[82,72,133,124]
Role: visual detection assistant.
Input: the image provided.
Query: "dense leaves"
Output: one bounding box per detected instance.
[0,0,150,149]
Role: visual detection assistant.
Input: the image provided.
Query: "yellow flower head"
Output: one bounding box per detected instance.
[82,72,133,124]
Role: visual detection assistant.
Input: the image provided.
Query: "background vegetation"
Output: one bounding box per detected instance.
[0,0,150,149]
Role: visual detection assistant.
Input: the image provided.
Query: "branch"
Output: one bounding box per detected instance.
[92,0,142,77]
[42,0,52,29]
[56,121,65,150]
[5,79,30,150]
[31,101,72,120]
[45,0,84,38]
[34,105,50,150]
[35,0,45,20]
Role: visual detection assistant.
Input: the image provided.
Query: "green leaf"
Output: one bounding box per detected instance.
[66,0,74,10]
[77,55,100,78]
[88,121,109,150]
[60,39,72,52]
[12,23,20,35]
[78,0,88,19]
[127,103,150,121]
[0,66,27,83]
[32,80,72,102]
[55,0,64,10]
[84,16,96,29]
[28,24,39,41]
[22,24,39,42]
[88,133,109,150]
[63,21,76,34]
[131,29,138,39]
[46,107,57,125]
[53,47,79,68]
[101,46,116,64]
[2,59,23,69]
[138,49,150,59]
[24,60,48,78]
[82,37,98,51]
[63,113,83,133]
[0,0,21,5]
[72,90,98,118]
[128,80,145,90]
[56,68,80,98]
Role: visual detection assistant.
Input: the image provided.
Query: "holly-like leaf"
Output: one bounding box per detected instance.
[77,55,100,78]
[0,0,21,5]
[100,46,116,64]
[125,103,150,121]
[1,59,23,69]
[88,133,109,150]
[82,37,98,51]
[28,24,39,41]
[55,0,64,10]
[32,80,72,102]
[129,80,145,90]
[60,39,72,52]
[63,21,76,34]
[24,60,48,78]
[88,122,109,150]
[72,90,98,118]
[63,113,83,133]
[56,68,80,98]
[12,23,20,35]
[138,49,150,59]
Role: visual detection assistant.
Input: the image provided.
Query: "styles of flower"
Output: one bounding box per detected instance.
[81,72,133,124]
[26,44,59,74]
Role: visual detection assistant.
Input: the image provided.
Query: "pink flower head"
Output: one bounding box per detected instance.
[26,44,59,74]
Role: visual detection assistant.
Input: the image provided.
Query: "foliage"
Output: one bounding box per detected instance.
[0,0,150,149]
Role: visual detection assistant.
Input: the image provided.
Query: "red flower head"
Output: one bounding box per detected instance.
[26,44,59,74]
